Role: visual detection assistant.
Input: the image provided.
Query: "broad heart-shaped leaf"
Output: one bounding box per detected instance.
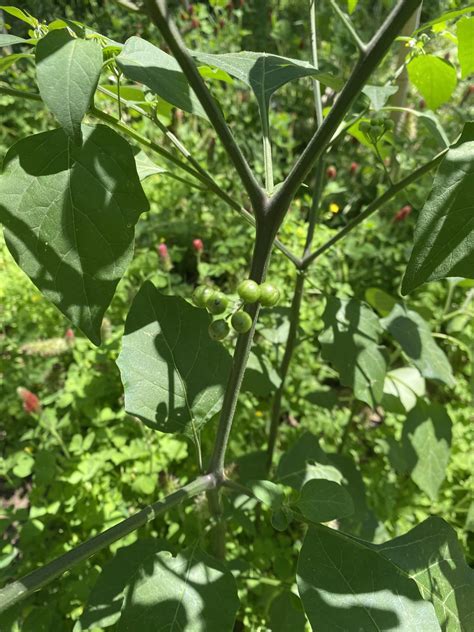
[457,17,474,79]
[407,55,457,110]
[0,124,148,345]
[295,479,354,523]
[36,30,103,144]
[401,401,452,500]
[319,296,386,407]
[118,547,239,631]
[401,123,474,293]
[77,539,172,631]
[382,366,425,413]
[116,282,231,435]
[297,525,441,631]
[362,84,398,111]
[376,517,474,632]
[191,50,341,130]
[116,37,207,119]
[381,304,454,386]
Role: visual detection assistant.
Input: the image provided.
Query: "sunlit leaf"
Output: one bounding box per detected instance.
[407,55,456,110]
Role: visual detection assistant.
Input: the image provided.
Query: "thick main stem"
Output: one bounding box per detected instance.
[0,475,216,613]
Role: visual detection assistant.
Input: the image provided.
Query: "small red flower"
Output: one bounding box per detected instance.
[326,165,337,179]
[17,388,41,414]
[65,328,75,341]
[158,243,169,258]
[193,238,204,253]
[350,162,359,175]
[394,205,413,222]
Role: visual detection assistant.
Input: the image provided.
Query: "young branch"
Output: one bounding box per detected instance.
[270,0,422,217]
[302,148,446,268]
[329,0,367,53]
[0,475,216,614]
[144,0,265,213]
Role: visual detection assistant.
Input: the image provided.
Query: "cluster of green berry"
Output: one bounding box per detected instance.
[359,115,394,144]
[192,280,281,341]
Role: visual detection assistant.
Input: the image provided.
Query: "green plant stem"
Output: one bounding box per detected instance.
[0,474,216,614]
[0,83,299,266]
[271,0,422,217]
[262,116,274,194]
[144,0,264,212]
[302,148,446,268]
[329,0,367,53]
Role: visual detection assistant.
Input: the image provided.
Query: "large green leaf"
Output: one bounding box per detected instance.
[0,124,148,345]
[319,297,386,407]
[276,431,332,490]
[295,479,354,523]
[381,304,454,386]
[116,37,207,118]
[191,50,341,129]
[407,55,457,110]
[402,123,474,293]
[457,17,474,78]
[118,547,239,631]
[116,282,231,435]
[297,525,441,631]
[78,539,170,630]
[36,30,103,144]
[401,401,452,500]
[269,591,307,632]
[382,366,425,413]
[376,517,474,631]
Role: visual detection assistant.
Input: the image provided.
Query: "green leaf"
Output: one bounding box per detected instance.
[78,539,169,630]
[242,348,281,396]
[364,287,397,316]
[191,50,341,130]
[415,6,474,33]
[276,431,332,490]
[116,282,231,434]
[248,479,285,509]
[402,124,474,293]
[116,37,207,119]
[362,84,398,111]
[376,517,474,632]
[0,52,33,72]
[36,30,103,144]
[0,34,31,47]
[381,304,454,386]
[347,0,359,14]
[298,525,441,631]
[407,55,456,110]
[0,125,148,345]
[295,479,354,523]
[382,367,425,413]
[401,401,452,500]
[132,148,166,181]
[118,547,239,631]
[318,296,386,407]
[269,591,306,632]
[417,110,450,148]
[271,507,293,531]
[0,5,37,26]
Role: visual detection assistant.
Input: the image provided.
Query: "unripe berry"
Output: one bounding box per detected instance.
[237,279,260,304]
[231,311,252,334]
[192,286,213,308]
[208,319,229,341]
[326,165,337,179]
[206,291,228,314]
[259,282,280,307]
[350,161,359,175]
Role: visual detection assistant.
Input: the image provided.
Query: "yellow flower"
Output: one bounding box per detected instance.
[329,203,340,214]
[255,411,263,418]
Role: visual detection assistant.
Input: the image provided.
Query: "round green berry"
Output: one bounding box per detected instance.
[231,311,252,334]
[206,291,228,315]
[384,119,395,132]
[259,282,280,307]
[359,120,370,134]
[237,279,260,304]
[208,319,229,341]
[192,286,213,309]
[369,123,383,138]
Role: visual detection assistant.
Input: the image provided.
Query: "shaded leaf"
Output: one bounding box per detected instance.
[276,431,332,490]
[381,304,454,386]
[401,401,452,500]
[116,282,231,434]
[407,55,456,110]
[376,517,474,632]
[319,296,386,407]
[298,525,440,631]
[402,123,474,293]
[118,547,239,631]
[295,479,354,523]
[365,287,397,316]
[117,37,207,118]
[0,34,31,46]
[457,17,474,78]
[271,507,293,531]
[0,125,148,345]
[242,348,281,396]
[382,367,425,413]
[248,479,285,509]
[36,30,103,143]
[269,591,306,632]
